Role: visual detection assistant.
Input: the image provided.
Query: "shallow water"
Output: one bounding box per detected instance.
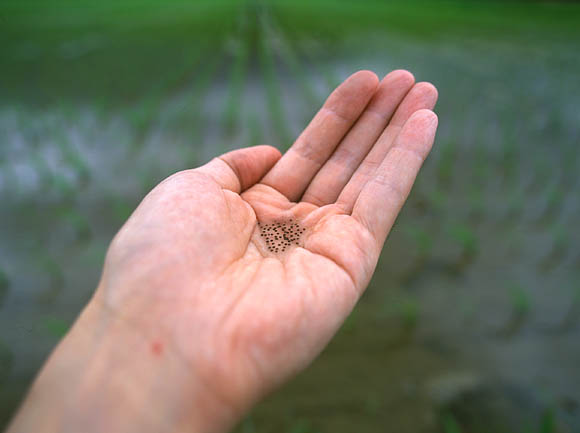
[1,19,579,433]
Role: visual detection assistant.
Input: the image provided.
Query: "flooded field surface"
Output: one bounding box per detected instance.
[1,2,579,431]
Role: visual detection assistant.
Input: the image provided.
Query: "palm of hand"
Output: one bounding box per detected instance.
[97,70,438,414]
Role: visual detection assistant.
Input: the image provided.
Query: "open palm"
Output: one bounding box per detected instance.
[96,70,438,423]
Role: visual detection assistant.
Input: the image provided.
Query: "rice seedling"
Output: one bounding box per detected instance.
[364,394,382,416]
[500,137,518,186]
[425,188,448,215]
[0,157,18,197]
[50,172,77,203]
[379,294,421,341]
[239,415,257,433]
[558,283,580,331]
[40,316,70,339]
[316,59,342,94]
[0,340,13,385]
[526,156,551,194]
[538,407,556,433]
[110,193,135,225]
[30,152,54,195]
[510,285,532,317]
[288,419,314,433]
[472,140,490,186]
[497,284,532,337]
[56,131,91,188]
[247,110,264,147]
[441,412,462,433]
[0,267,10,308]
[257,11,292,148]
[266,15,320,113]
[222,19,250,134]
[172,52,222,153]
[138,164,163,196]
[340,307,359,334]
[396,296,421,331]
[406,226,434,260]
[436,140,457,187]
[560,143,579,188]
[58,206,92,245]
[446,223,479,273]
[400,225,434,284]
[467,184,485,223]
[539,224,570,272]
[31,148,76,202]
[129,47,205,149]
[502,187,525,225]
[36,254,65,305]
[534,186,565,226]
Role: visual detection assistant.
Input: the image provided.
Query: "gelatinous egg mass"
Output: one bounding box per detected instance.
[258,219,306,253]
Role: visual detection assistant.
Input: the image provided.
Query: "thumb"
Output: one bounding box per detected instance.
[197,145,282,193]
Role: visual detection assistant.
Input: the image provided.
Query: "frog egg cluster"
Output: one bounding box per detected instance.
[258,219,306,253]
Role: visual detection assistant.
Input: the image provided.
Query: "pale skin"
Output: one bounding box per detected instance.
[7,70,438,433]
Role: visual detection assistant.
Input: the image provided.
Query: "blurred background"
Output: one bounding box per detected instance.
[1,0,579,431]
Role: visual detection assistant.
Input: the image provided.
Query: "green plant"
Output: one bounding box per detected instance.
[31,152,54,193]
[59,206,92,244]
[437,140,457,186]
[267,15,319,112]
[448,223,479,258]
[51,172,77,201]
[398,297,420,329]
[560,283,580,330]
[365,394,381,415]
[37,254,65,305]
[129,48,204,148]
[406,226,434,259]
[467,184,485,221]
[0,339,13,385]
[497,283,532,337]
[538,407,555,433]
[0,267,10,307]
[500,137,518,184]
[172,52,222,147]
[472,140,489,185]
[442,412,462,433]
[239,415,256,433]
[540,224,570,271]
[247,111,264,147]
[258,11,292,147]
[222,20,250,133]
[382,295,421,330]
[288,419,313,433]
[41,316,70,338]
[427,188,448,214]
[56,132,91,187]
[340,307,359,333]
[509,284,532,317]
[110,193,135,224]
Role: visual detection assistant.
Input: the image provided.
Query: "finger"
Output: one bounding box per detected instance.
[352,109,438,247]
[337,82,438,212]
[260,70,379,201]
[301,70,415,206]
[197,145,282,192]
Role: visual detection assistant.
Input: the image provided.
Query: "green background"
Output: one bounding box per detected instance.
[1,1,579,431]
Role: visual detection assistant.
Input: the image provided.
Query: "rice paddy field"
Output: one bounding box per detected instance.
[1,0,580,431]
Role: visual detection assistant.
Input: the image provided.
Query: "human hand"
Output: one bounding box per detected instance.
[8,70,438,433]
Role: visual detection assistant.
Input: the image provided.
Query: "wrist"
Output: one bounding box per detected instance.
[8,294,239,433]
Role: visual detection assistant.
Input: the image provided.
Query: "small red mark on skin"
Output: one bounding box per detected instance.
[151,341,163,356]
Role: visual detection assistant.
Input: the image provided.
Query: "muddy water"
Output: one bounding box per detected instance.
[1,33,579,432]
